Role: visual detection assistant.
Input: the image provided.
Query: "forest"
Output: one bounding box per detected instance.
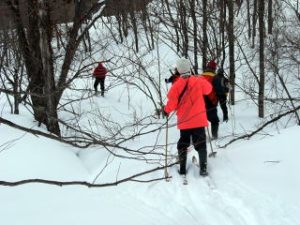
[0,0,299,165]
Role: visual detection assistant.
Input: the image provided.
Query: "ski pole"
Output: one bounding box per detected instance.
[164,116,170,181]
[206,127,217,157]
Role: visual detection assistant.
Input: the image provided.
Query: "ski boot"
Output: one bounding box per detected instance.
[200,162,208,176]
[178,148,187,175]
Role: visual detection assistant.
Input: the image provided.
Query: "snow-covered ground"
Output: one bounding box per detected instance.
[1,89,299,225]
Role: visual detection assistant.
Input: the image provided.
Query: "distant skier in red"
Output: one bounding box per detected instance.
[93,62,107,96]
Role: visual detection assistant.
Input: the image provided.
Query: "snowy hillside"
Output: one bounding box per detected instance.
[1,1,300,224]
[1,91,300,225]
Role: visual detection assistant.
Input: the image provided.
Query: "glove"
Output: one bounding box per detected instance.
[223,113,229,122]
[162,108,169,118]
[165,78,169,83]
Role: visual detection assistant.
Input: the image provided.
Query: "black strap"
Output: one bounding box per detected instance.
[178,78,189,104]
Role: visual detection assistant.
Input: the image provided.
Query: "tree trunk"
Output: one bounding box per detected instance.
[190,0,198,73]
[12,0,48,124]
[179,0,188,57]
[246,0,251,39]
[219,0,226,67]
[267,0,273,34]
[252,0,257,48]
[130,11,139,52]
[227,0,235,105]
[202,0,208,70]
[38,0,60,135]
[13,68,20,114]
[258,0,265,118]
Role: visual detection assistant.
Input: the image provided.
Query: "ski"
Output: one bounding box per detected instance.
[192,155,216,189]
[180,174,188,185]
[192,155,200,168]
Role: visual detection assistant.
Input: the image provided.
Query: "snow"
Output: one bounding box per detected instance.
[1,91,300,225]
[225,126,300,206]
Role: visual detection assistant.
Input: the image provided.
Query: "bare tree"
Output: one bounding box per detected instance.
[189,0,199,73]
[202,0,208,70]
[4,0,106,135]
[227,0,235,105]
[258,0,265,118]
[0,30,25,114]
[218,0,226,66]
[252,0,258,48]
[267,0,273,34]
[178,0,189,58]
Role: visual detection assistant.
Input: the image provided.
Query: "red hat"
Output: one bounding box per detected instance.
[206,60,217,70]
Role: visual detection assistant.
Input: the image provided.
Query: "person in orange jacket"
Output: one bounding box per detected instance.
[163,57,212,176]
[93,62,107,96]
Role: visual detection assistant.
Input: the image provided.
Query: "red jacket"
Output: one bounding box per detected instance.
[164,75,212,130]
[93,63,107,79]
[202,71,218,106]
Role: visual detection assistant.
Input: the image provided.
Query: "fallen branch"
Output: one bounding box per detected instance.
[220,105,300,148]
[0,162,177,187]
[0,116,165,160]
[0,116,80,147]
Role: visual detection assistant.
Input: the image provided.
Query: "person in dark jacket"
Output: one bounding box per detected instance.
[201,60,219,139]
[202,62,230,139]
[93,62,107,96]
[213,68,229,123]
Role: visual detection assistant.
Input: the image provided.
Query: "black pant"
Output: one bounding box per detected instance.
[206,107,219,139]
[205,96,220,139]
[177,127,207,173]
[94,78,105,94]
[218,94,228,118]
[206,107,219,124]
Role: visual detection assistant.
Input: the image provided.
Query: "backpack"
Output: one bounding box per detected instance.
[212,74,229,96]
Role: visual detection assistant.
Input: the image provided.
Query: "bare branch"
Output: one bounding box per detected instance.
[220,105,300,148]
[0,162,177,187]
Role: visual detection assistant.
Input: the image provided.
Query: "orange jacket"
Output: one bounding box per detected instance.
[201,71,218,106]
[164,75,212,130]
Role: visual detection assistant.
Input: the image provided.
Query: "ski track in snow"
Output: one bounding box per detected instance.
[85,96,300,225]
[211,153,300,225]
[122,154,300,225]
[84,96,287,225]
[2,91,300,225]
